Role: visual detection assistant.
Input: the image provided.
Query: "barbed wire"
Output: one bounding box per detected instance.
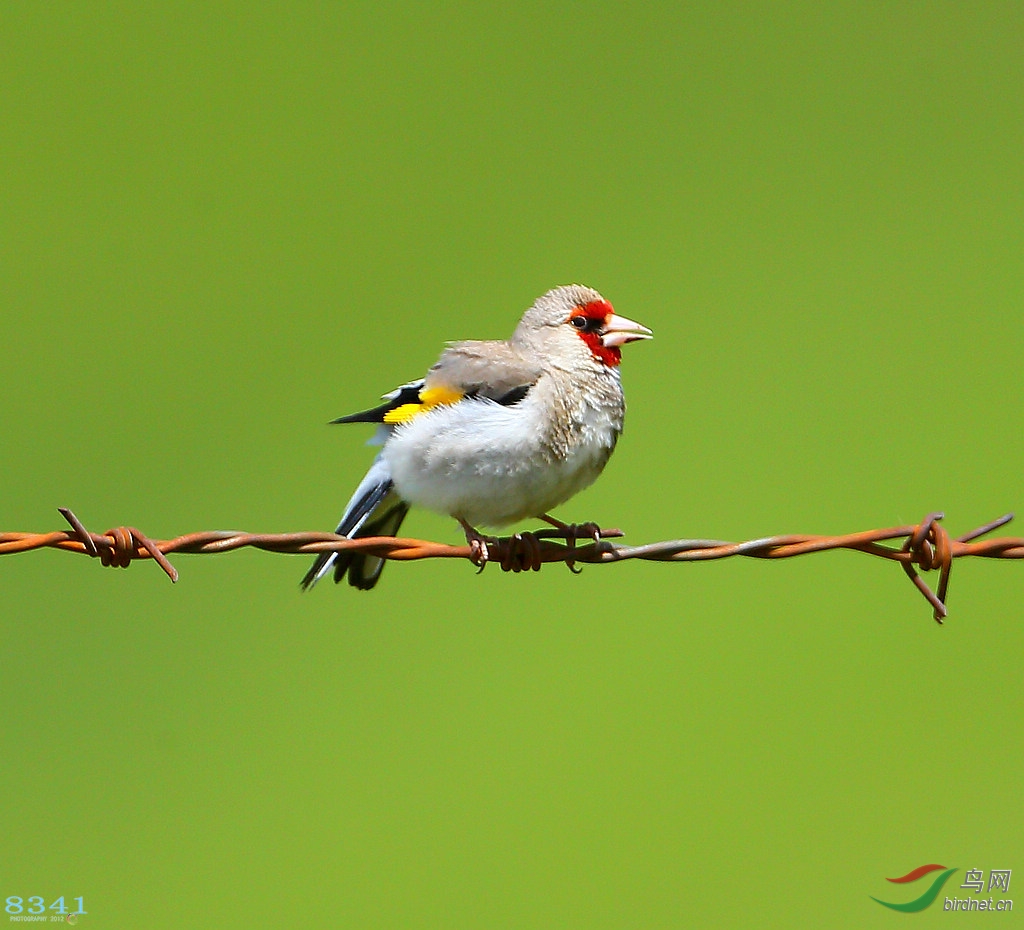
[2,508,1022,623]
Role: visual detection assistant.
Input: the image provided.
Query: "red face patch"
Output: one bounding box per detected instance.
[569,300,621,366]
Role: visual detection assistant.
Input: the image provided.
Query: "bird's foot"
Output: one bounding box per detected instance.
[538,515,604,574]
[458,519,495,573]
[460,517,606,576]
[459,520,544,574]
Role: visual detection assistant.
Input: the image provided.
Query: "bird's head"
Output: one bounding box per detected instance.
[512,284,652,368]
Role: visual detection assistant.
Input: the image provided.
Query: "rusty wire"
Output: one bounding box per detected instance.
[2,508,1022,623]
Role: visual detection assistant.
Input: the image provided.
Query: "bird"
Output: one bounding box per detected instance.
[301,284,652,590]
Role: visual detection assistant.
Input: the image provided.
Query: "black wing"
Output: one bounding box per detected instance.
[330,381,425,425]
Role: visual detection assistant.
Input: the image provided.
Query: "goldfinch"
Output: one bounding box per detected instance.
[302,284,651,590]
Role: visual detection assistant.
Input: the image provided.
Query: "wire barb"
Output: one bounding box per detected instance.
[2,508,1021,622]
[56,507,180,582]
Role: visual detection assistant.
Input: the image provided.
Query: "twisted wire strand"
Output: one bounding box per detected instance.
[2,508,1021,623]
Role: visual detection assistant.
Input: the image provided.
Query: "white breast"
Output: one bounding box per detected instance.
[383,381,623,528]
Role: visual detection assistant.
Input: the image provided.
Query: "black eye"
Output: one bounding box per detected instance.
[570,315,601,333]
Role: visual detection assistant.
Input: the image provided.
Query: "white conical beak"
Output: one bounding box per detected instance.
[601,314,653,348]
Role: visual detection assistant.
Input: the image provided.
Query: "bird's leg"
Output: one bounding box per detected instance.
[538,514,604,544]
[458,518,493,572]
[537,514,603,574]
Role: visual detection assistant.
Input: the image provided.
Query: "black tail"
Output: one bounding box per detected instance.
[301,455,409,592]
[338,489,410,589]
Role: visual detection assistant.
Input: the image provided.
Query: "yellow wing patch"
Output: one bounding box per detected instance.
[383,384,465,424]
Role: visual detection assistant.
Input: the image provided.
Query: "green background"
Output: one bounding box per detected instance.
[2,2,1021,926]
